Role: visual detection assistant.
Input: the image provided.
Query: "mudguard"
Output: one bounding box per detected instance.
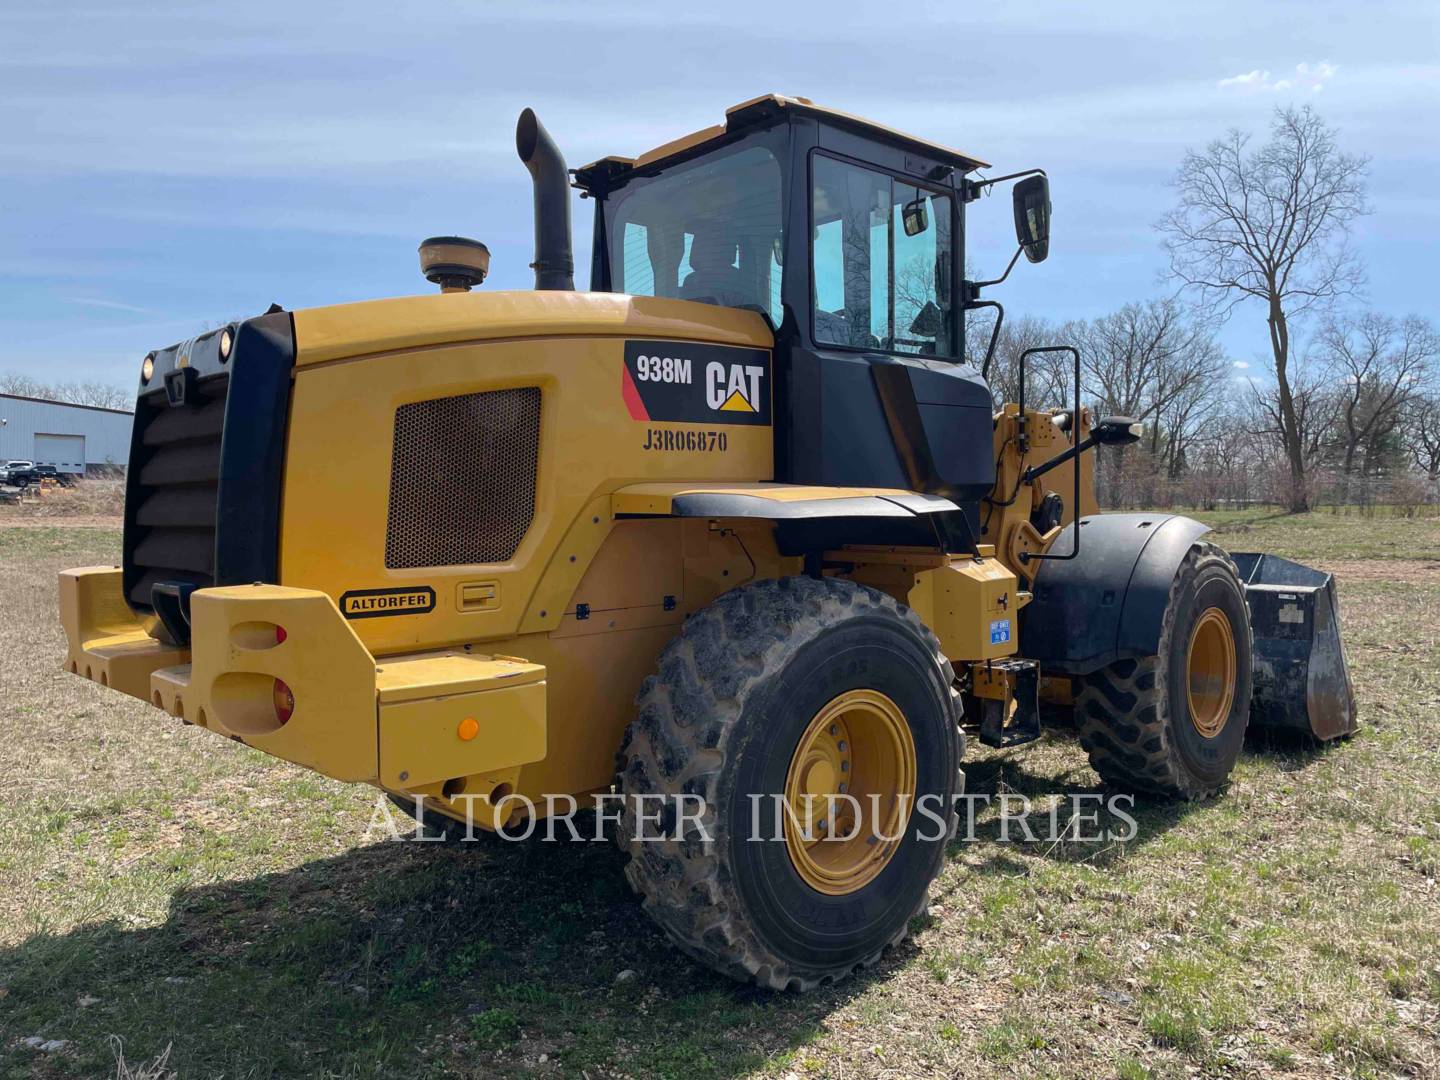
[1020,513,1212,675]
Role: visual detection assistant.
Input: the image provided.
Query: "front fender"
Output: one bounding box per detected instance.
[1019,513,1212,675]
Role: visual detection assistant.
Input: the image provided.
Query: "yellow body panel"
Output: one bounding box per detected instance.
[290,290,771,366]
[911,558,1021,663]
[984,405,1098,581]
[60,568,187,698]
[187,585,380,781]
[280,296,776,657]
[375,651,543,703]
[378,676,546,789]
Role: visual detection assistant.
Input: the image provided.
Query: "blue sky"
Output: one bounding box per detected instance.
[2,1,1436,388]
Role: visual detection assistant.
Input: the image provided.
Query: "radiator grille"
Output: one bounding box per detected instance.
[124,376,228,608]
[385,387,541,569]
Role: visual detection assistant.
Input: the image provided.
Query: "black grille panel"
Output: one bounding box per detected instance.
[122,312,295,636]
[385,388,542,569]
[124,376,227,608]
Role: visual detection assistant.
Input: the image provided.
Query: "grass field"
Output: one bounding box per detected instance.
[1,512,1438,1079]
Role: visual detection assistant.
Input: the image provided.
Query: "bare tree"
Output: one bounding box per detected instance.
[964,313,1071,410]
[1157,341,1229,480]
[1073,299,1223,425]
[1,371,133,411]
[0,372,46,397]
[1317,313,1437,488]
[1159,105,1369,511]
[1067,299,1227,501]
[1407,393,1440,481]
[49,380,133,410]
[1248,350,1339,503]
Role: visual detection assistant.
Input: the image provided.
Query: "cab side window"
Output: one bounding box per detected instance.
[611,145,784,324]
[811,156,955,357]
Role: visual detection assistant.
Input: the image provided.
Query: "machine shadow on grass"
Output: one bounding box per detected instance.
[954,719,1336,874]
[955,737,1200,874]
[0,822,875,1078]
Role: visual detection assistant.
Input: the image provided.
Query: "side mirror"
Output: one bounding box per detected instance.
[901,195,929,237]
[1012,175,1050,263]
[1092,416,1142,446]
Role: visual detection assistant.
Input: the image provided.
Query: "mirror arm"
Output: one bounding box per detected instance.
[971,245,1024,292]
[964,167,1048,200]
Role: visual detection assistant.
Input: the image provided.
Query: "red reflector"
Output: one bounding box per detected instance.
[275,625,288,644]
[273,678,295,724]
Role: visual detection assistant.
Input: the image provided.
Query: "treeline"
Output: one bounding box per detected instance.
[966,302,1439,512]
[0,372,132,412]
[968,103,1438,514]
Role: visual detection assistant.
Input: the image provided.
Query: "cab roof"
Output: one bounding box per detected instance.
[573,94,989,192]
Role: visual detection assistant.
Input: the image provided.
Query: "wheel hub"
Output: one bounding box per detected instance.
[1187,606,1237,739]
[783,689,917,895]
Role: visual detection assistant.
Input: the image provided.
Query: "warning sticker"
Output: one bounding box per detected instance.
[990,619,1012,645]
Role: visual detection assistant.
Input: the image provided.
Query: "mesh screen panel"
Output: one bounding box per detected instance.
[385,387,541,569]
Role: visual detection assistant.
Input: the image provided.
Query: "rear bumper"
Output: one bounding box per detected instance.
[60,567,547,808]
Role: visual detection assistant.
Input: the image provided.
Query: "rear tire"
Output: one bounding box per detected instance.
[1076,541,1252,800]
[616,576,962,990]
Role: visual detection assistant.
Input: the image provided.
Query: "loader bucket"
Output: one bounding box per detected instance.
[1230,552,1357,741]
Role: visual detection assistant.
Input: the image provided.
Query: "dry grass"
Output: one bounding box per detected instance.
[0,514,1437,1078]
[0,477,124,525]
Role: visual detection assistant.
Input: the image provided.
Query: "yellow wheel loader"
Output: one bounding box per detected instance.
[59,95,1356,990]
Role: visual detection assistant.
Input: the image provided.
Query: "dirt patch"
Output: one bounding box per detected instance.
[0,477,125,521]
[1312,558,1440,584]
[0,515,123,529]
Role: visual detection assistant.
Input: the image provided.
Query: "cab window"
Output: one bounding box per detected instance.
[608,144,784,323]
[811,155,955,357]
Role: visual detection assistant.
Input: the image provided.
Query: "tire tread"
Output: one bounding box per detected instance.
[616,576,960,990]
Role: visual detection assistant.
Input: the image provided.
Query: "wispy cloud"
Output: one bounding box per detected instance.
[1219,61,1337,94]
[68,297,156,314]
[1232,360,1250,369]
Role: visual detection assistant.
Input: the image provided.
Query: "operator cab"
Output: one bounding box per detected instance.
[575,95,1050,549]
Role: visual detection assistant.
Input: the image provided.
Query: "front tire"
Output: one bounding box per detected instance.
[1076,541,1252,800]
[616,576,962,990]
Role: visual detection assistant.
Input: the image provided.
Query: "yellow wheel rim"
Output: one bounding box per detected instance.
[1187,607,1237,739]
[782,689,917,895]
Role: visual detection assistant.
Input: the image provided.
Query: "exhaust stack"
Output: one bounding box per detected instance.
[515,108,575,291]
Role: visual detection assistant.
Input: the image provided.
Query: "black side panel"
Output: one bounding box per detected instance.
[781,347,995,499]
[783,347,908,489]
[1021,514,1212,674]
[871,358,993,503]
[214,311,295,586]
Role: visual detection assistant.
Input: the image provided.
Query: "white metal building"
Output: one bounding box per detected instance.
[0,394,134,475]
